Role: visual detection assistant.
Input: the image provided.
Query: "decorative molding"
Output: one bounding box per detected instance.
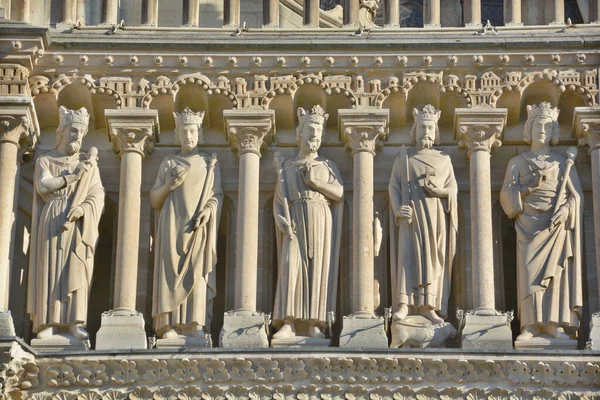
[454,108,508,156]
[104,109,159,157]
[223,110,275,157]
[0,96,39,158]
[339,109,389,156]
[573,107,600,153]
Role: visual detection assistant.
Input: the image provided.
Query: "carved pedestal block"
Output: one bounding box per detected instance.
[31,333,87,352]
[460,313,513,350]
[588,313,600,350]
[515,336,577,350]
[219,312,269,348]
[0,311,15,338]
[339,316,388,348]
[156,336,207,350]
[95,309,147,350]
[390,316,457,348]
[271,336,330,348]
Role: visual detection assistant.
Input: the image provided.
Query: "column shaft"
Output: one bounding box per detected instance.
[509,0,522,24]
[344,0,360,26]
[469,150,496,311]
[63,0,77,23]
[234,152,260,312]
[304,0,319,26]
[385,0,399,26]
[596,0,600,22]
[114,151,143,310]
[143,0,159,26]
[551,0,565,23]
[0,141,19,311]
[21,0,31,22]
[426,0,441,26]
[263,0,279,26]
[185,0,200,26]
[592,149,600,309]
[224,0,240,26]
[104,0,119,25]
[467,0,481,25]
[352,151,375,316]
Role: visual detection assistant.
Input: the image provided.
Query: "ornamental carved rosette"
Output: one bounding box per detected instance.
[454,108,508,157]
[105,109,159,158]
[223,110,275,157]
[573,107,600,153]
[338,109,389,156]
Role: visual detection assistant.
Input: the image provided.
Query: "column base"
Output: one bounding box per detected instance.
[339,314,388,348]
[95,308,148,350]
[460,310,513,350]
[587,313,600,350]
[505,21,524,26]
[0,310,16,337]
[549,20,565,25]
[515,335,577,350]
[390,315,457,348]
[219,311,269,348]
[424,23,441,28]
[31,333,88,352]
[465,22,482,28]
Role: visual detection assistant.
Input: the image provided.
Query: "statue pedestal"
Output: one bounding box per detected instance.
[271,336,330,348]
[156,335,207,350]
[339,316,388,348]
[31,333,88,352]
[515,335,577,350]
[390,315,457,348]
[0,311,15,337]
[460,312,513,350]
[219,312,269,348]
[95,308,147,350]
[588,313,600,350]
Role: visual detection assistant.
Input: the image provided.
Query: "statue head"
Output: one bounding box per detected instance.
[56,106,90,156]
[173,107,205,152]
[297,105,328,154]
[523,102,560,146]
[411,105,441,149]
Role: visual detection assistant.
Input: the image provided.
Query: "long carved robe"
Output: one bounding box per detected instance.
[273,157,343,326]
[152,151,222,336]
[388,148,458,316]
[27,153,105,332]
[500,151,583,329]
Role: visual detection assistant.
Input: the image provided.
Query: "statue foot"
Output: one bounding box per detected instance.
[273,322,295,339]
[162,328,178,339]
[516,325,536,341]
[393,304,409,320]
[309,326,326,338]
[422,309,445,325]
[37,326,56,339]
[547,325,571,340]
[69,324,89,340]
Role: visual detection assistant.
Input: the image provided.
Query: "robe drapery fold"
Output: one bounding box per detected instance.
[273,157,343,327]
[27,154,105,332]
[500,151,583,329]
[388,148,458,317]
[152,152,222,336]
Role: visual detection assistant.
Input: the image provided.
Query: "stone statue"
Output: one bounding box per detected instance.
[500,102,583,344]
[272,105,344,341]
[150,107,223,342]
[388,105,458,345]
[27,106,105,342]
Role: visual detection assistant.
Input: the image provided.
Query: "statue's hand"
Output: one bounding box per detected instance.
[73,161,91,179]
[193,207,211,230]
[276,215,296,239]
[423,179,448,198]
[166,166,187,191]
[395,205,413,225]
[302,163,318,190]
[520,172,545,197]
[66,205,84,222]
[550,205,569,229]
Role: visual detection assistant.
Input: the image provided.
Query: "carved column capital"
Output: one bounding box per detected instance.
[224,110,275,157]
[573,107,600,154]
[0,96,39,153]
[105,109,159,158]
[454,108,508,156]
[338,109,389,156]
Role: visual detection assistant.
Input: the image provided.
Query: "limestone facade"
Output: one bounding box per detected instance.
[1,0,600,398]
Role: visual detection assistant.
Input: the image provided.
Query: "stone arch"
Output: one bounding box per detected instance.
[557,84,595,127]
[405,77,443,126]
[493,86,520,126]
[439,85,473,128]
[517,72,564,122]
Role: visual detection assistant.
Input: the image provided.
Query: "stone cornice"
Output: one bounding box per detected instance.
[223,110,275,157]
[105,109,159,157]
[0,21,49,71]
[454,108,508,156]
[339,109,389,156]
[573,107,600,153]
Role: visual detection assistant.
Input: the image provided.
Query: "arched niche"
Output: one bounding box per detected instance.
[269,95,294,131]
[57,83,96,128]
[91,93,119,130]
[34,93,59,130]
[519,81,560,122]
[293,84,327,125]
[406,82,440,126]
[496,90,521,126]
[175,84,209,115]
[325,94,352,141]
[382,92,406,130]
[208,95,233,131]
[439,91,469,128]
[149,94,175,132]
[558,90,586,128]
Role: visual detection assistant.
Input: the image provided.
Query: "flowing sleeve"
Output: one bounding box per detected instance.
[443,156,458,231]
[564,164,582,231]
[500,156,524,219]
[79,164,105,254]
[388,153,403,217]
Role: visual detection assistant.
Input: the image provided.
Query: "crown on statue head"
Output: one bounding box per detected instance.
[173,107,205,126]
[297,105,328,126]
[59,106,90,126]
[413,104,441,123]
[526,102,559,121]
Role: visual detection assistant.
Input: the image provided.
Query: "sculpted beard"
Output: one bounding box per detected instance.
[67,138,81,155]
[307,138,320,153]
[419,136,433,150]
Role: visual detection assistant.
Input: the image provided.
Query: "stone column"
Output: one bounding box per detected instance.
[263,0,279,27]
[465,0,482,27]
[344,0,360,27]
[96,109,159,350]
[338,109,389,348]
[184,0,200,26]
[506,0,522,25]
[0,97,38,338]
[142,0,159,26]
[454,108,512,349]
[220,110,275,348]
[550,0,565,24]
[304,0,319,26]
[103,0,119,25]
[224,0,241,27]
[573,107,600,349]
[595,0,600,23]
[63,0,77,23]
[425,0,441,27]
[20,0,31,23]
[385,0,399,26]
